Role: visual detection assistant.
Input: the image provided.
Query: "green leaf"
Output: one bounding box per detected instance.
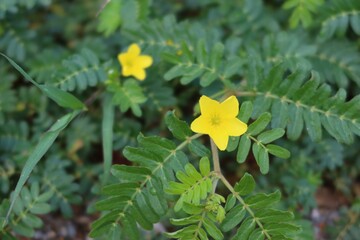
[176,171,196,186]
[182,202,204,215]
[37,191,54,202]
[143,186,167,216]
[12,221,34,237]
[351,13,360,35]
[257,128,285,144]
[238,101,253,123]
[164,65,188,80]
[234,173,256,195]
[245,190,281,209]
[252,144,270,174]
[166,182,189,195]
[255,96,276,119]
[223,57,243,78]
[101,184,137,198]
[122,214,140,240]
[266,222,301,235]
[111,165,151,182]
[3,111,79,228]
[0,53,85,110]
[180,67,204,84]
[257,209,294,223]
[210,43,224,69]
[180,41,194,61]
[95,196,128,211]
[185,164,203,180]
[127,206,153,230]
[21,214,42,228]
[249,228,264,240]
[246,56,262,89]
[123,147,161,168]
[165,111,192,140]
[196,39,207,65]
[20,187,32,206]
[271,100,289,129]
[303,110,322,141]
[170,215,202,226]
[199,157,210,176]
[29,203,51,214]
[237,135,251,163]
[102,94,114,184]
[30,183,39,200]
[89,210,122,237]
[260,63,285,90]
[13,197,24,215]
[225,194,236,212]
[286,105,303,140]
[161,52,182,64]
[232,217,256,240]
[198,227,209,240]
[227,136,239,152]
[97,0,122,36]
[188,140,211,157]
[203,217,223,240]
[200,71,218,87]
[40,85,85,110]
[134,193,160,224]
[247,112,271,136]
[221,204,246,232]
[267,144,291,159]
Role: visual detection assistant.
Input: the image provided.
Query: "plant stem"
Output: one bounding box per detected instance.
[210,139,221,174]
[210,138,221,192]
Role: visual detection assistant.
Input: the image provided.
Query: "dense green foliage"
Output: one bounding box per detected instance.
[1,0,360,239]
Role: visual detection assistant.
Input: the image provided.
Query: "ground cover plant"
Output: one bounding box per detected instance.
[1,0,360,239]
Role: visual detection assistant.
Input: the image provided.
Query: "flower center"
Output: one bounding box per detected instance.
[210,114,221,126]
[126,59,134,68]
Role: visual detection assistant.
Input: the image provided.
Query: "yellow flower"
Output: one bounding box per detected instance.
[118,43,153,81]
[191,95,248,151]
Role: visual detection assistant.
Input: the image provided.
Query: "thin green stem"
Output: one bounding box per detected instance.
[210,138,221,193]
[210,139,221,174]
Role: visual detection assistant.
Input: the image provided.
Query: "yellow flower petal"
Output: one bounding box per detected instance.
[128,43,141,56]
[118,53,127,65]
[199,95,219,116]
[122,65,132,77]
[138,55,153,68]
[132,67,146,81]
[220,96,239,118]
[191,115,210,134]
[222,118,248,136]
[209,129,229,151]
